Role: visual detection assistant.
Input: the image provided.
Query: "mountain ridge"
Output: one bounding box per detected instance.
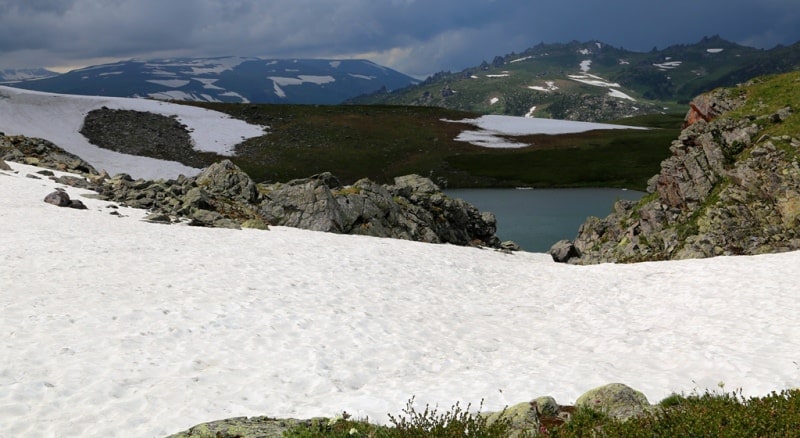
[348,35,800,121]
[9,56,417,105]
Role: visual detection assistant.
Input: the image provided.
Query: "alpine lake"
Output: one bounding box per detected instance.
[446,188,645,253]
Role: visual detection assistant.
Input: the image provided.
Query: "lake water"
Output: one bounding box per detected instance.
[446,188,644,253]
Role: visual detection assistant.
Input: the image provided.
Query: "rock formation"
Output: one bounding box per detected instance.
[552,72,800,263]
[1,134,503,248]
[166,383,653,438]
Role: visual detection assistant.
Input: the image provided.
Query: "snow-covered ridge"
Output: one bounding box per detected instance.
[1,159,798,437]
[0,86,267,179]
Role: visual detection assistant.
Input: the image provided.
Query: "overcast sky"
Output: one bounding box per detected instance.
[1,0,798,77]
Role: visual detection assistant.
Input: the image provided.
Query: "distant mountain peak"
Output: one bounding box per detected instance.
[0,68,58,83]
[10,57,417,105]
[349,36,800,121]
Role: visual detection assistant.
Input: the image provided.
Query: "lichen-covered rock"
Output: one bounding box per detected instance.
[563,72,800,264]
[485,401,541,438]
[575,383,651,420]
[196,160,259,204]
[165,416,313,438]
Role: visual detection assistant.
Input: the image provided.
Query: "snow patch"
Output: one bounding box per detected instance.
[192,78,224,90]
[273,82,286,98]
[528,81,558,92]
[580,60,592,72]
[219,91,250,103]
[269,75,336,86]
[349,73,375,80]
[0,85,267,179]
[146,79,191,88]
[608,88,636,101]
[707,48,724,54]
[568,74,621,88]
[578,48,592,55]
[524,106,537,118]
[490,97,500,105]
[444,115,646,148]
[510,56,533,63]
[329,61,341,68]
[1,161,798,437]
[485,74,510,78]
[653,61,682,70]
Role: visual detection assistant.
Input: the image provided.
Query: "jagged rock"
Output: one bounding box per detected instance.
[196,160,259,204]
[53,175,92,189]
[549,240,579,262]
[575,383,650,420]
[1,134,98,175]
[0,159,11,171]
[563,74,800,264]
[259,173,344,232]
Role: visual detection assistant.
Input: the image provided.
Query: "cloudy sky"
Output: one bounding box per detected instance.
[1,0,798,77]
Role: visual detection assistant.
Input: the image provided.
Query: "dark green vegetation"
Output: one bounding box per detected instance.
[279,390,800,438]
[183,102,682,189]
[283,398,512,438]
[550,389,800,438]
[349,36,800,121]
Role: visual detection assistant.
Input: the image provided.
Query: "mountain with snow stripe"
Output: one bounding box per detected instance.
[349,35,800,121]
[0,67,58,83]
[9,57,417,105]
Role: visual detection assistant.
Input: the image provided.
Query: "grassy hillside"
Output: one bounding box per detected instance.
[348,37,800,121]
[184,102,682,189]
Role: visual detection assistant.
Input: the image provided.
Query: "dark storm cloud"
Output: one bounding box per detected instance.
[0,0,797,76]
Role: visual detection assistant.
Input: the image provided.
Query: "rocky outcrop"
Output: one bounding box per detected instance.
[3,134,503,248]
[1,135,98,175]
[165,416,313,438]
[554,73,800,263]
[168,383,654,438]
[258,172,500,246]
[575,383,651,420]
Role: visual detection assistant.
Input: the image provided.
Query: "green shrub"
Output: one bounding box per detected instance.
[283,398,511,438]
[549,389,800,438]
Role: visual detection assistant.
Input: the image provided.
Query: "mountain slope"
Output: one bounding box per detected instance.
[0,67,57,83]
[10,57,417,105]
[349,36,800,121]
